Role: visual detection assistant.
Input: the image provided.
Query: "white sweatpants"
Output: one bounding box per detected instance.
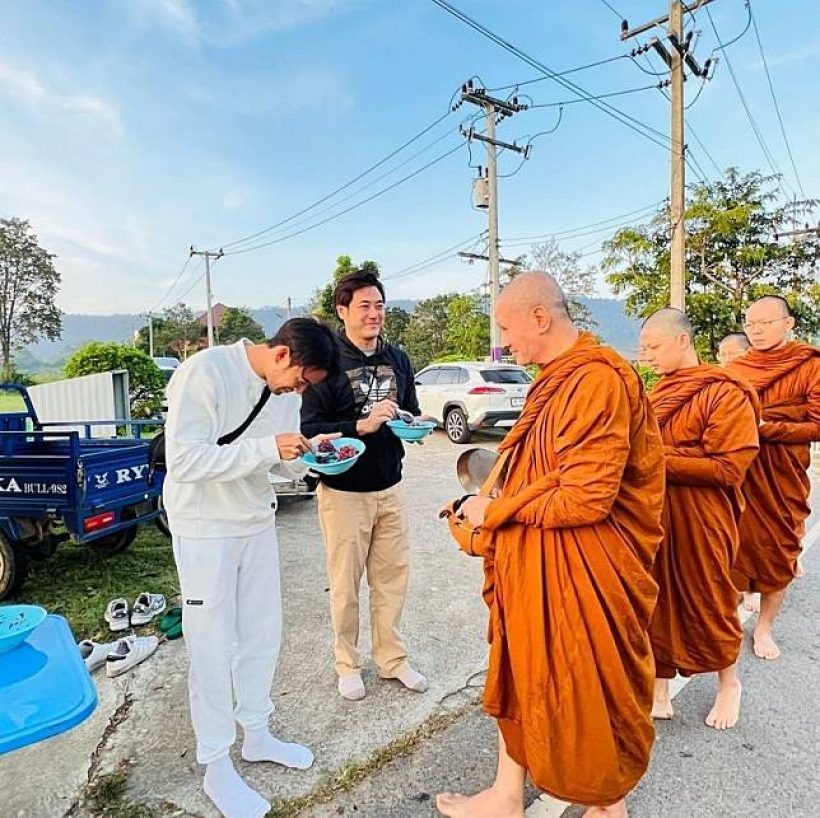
[172,521,282,765]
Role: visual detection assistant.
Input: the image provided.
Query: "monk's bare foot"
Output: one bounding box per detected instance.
[742,592,760,613]
[436,788,524,818]
[652,679,673,720]
[753,628,780,660]
[583,800,628,817]
[706,680,742,730]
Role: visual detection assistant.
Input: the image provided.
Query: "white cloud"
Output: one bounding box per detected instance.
[129,0,201,43]
[0,60,121,133]
[751,43,820,69]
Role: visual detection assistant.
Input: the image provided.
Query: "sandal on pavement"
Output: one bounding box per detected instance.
[131,592,167,627]
[104,598,130,632]
[106,635,159,677]
[158,606,182,633]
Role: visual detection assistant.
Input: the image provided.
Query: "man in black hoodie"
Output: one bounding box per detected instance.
[301,270,428,701]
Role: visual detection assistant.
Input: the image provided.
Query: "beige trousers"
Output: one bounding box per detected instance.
[317,483,410,678]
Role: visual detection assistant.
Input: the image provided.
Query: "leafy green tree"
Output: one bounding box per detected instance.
[604,169,820,359]
[0,218,62,379]
[403,293,458,370]
[136,303,203,359]
[383,306,411,347]
[65,342,165,417]
[218,307,265,344]
[310,255,381,323]
[444,294,490,360]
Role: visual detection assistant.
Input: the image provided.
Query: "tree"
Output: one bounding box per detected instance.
[136,303,203,359]
[520,238,598,331]
[309,255,381,323]
[0,218,62,379]
[444,294,490,361]
[604,169,820,359]
[403,293,456,370]
[383,306,410,348]
[218,307,265,344]
[65,342,165,417]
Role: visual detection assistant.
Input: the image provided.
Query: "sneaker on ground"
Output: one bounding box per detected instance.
[78,639,118,672]
[106,635,159,678]
[130,592,167,626]
[104,598,130,632]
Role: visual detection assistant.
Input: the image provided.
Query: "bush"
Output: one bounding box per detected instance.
[65,342,165,417]
[635,363,660,392]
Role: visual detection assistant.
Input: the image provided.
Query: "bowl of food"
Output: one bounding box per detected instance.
[302,438,365,475]
[0,604,47,655]
[386,418,436,442]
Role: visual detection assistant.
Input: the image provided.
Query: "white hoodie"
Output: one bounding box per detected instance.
[162,340,307,538]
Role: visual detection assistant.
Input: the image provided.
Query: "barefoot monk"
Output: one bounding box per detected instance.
[726,295,820,660]
[640,309,759,730]
[438,272,665,818]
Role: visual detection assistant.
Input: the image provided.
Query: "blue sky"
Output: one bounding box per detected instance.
[0,0,817,315]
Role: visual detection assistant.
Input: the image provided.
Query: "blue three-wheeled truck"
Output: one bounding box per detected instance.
[0,385,169,599]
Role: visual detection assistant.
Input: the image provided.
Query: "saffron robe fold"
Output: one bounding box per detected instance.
[727,343,820,593]
[471,332,665,807]
[648,366,759,678]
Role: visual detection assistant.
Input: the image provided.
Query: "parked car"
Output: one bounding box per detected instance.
[152,356,180,415]
[414,362,531,444]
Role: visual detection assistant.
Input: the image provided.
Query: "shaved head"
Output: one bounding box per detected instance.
[641,307,694,338]
[498,271,570,317]
[743,294,795,351]
[717,332,750,366]
[639,307,698,375]
[749,295,791,318]
[495,271,578,366]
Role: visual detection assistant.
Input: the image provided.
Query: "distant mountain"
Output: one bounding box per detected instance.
[21,297,640,370]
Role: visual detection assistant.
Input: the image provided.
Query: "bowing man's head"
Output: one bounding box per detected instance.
[495,271,579,367]
[743,295,794,351]
[717,332,750,367]
[639,308,699,375]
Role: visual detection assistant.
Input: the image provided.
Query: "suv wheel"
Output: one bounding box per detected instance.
[445,407,472,444]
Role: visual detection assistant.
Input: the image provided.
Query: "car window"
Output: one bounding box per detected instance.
[414,368,439,386]
[456,368,469,384]
[436,368,460,385]
[480,368,531,384]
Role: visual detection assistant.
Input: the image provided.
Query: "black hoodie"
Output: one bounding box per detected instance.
[300,332,420,493]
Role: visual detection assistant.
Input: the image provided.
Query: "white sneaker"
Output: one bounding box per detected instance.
[104,598,130,632]
[106,635,159,677]
[130,592,166,626]
[78,639,117,672]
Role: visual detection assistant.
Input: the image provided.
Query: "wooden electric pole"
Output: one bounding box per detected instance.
[189,247,224,348]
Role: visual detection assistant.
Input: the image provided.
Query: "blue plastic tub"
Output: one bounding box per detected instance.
[0,604,47,655]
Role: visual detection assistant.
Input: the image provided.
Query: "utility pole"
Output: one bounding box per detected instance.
[148,312,154,358]
[189,247,224,348]
[620,0,715,310]
[459,81,527,361]
[286,297,292,319]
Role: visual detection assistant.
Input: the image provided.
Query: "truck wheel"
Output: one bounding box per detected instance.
[445,407,472,444]
[0,533,28,600]
[90,511,139,555]
[155,496,171,538]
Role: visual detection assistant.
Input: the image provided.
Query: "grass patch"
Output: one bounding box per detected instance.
[10,526,178,641]
[85,763,159,818]
[268,702,480,817]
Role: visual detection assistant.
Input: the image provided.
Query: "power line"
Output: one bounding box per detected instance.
[223,142,467,256]
[487,53,630,92]
[148,256,194,314]
[705,4,793,196]
[748,0,805,197]
[214,108,456,252]
[526,82,666,109]
[686,122,722,176]
[384,233,487,281]
[429,0,673,151]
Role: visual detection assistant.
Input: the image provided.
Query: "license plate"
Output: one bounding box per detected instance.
[511,397,524,408]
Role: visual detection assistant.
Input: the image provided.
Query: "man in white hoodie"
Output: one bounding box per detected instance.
[163,318,338,818]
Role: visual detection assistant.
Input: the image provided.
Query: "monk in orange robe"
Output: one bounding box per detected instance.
[437,273,665,818]
[717,332,750,367]
[726,295,820,660]
[640,309,759,730]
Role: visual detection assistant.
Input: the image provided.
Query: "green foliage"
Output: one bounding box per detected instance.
[218,306,265,344]
[0,217,62,379]
[403,293,458,370]
[136,303,203,359]
[635,363,661,391]
[309,255,381,323]
[444,294,490,361]
[65,342,165,417]
[383,306,410,347]
[604,169,820,357]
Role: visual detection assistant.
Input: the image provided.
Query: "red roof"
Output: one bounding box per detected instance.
[196,303,229,327]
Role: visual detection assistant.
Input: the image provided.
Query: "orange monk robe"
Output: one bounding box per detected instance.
[648,366,759,679]
[727,342,820,593]
[467,332,665,807]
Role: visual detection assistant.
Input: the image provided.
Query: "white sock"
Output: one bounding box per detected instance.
[241,727,314,770]
[338,671,366,701]
[397,667,428,693]
[203,755,270,818]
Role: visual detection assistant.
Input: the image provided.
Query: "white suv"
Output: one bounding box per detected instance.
[414,362,531,444]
